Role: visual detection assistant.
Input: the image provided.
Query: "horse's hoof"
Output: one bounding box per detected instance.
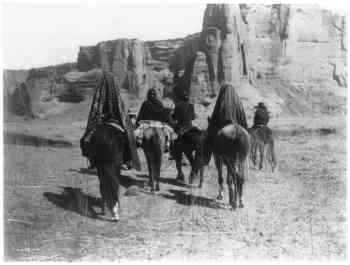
[231,202,237,210]
[216,194,223,200]
[156,186,160,192]
[176,178,185,184]
[239,203,244,208]
[111,216,119,222]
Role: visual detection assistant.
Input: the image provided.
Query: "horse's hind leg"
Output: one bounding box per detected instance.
[99,179,107,214]
[155,153,162,192]
[251,141,257,167]
[269,140,277,172]
[144,151,155,192]
[97,168,107,214]
[198,166,204,188]
[174,140,185,182]
[237,159,245,208]
[214,155,224,200]
[225,160,237,210]
[185,150,196,185]
[111,165,121,221]
[258,142,264,170]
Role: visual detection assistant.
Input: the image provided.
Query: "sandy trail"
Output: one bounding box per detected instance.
[4,131,346,261]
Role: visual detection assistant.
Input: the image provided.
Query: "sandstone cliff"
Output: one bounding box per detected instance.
[170,4,346,116]
[4,4,346,119]
[77,39,157,98]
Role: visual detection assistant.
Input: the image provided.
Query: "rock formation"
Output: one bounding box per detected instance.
[77,39,154,98]
[3,4,347,118]
[169,4,346,115]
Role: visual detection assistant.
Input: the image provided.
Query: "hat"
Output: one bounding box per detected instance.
[254,102,266,108]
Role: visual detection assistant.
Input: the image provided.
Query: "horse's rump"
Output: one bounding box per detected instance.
[249,125,273,144]
[204,123,250,164]
[135,120,176,148]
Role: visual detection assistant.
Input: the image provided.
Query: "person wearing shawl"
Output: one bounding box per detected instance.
[81,71,141,171]
[253,102,269,128]
[136,88,169,125]
[173,91,196,137]
[208,84,248,132]
[205,84,248,164]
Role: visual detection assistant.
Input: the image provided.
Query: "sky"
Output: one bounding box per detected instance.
[2,0,347,70]
[2,3,206,69]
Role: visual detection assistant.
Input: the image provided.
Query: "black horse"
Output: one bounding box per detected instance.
[172,128,206,188]
[83,123,126,221]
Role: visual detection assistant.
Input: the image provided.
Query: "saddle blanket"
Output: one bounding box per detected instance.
[134,120,177,148]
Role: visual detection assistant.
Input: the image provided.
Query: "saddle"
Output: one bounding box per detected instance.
[134,120,176,151]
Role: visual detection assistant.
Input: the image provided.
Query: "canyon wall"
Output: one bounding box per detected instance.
[4,4,346,119]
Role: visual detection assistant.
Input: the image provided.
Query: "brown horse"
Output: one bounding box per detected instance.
[204,121,250,209]
[248,125,276,172]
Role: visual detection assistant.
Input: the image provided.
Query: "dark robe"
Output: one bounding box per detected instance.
[204,84,247,164]
[81,71,141,171]
[208,84,248,134]
[136,99,169,124]
[253,107,269,126]
[173,100,195,135]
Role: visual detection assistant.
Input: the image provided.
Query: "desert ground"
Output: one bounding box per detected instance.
[3,112,346,261]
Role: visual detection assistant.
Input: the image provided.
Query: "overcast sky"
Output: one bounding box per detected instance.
[2,3,206,69]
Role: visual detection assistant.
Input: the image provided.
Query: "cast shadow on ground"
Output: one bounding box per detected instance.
[43,187,102,219]
[136,173,188,188]
[160,189,226,210]
[69,168,146,189]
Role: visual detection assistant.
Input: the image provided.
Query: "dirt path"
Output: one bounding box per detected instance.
[4,132,346,261]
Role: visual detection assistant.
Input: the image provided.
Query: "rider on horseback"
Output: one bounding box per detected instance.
[205,84,248,164]
[253,102,269,128]
[172,91,196,137]
[80,71,141,171]
[136,88,169,125]
[135,88,175,152]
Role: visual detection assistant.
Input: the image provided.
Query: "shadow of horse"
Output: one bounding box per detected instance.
[136,173,188,188]
[160,189,226,210]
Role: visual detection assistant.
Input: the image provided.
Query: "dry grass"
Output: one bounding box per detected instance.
[3,116,346,261]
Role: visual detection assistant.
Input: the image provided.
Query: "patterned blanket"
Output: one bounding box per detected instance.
[134,120,177,149]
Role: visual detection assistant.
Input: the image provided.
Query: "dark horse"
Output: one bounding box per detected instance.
[203,83,250,210]
[84,123,126,221]
[248,125,276,172]
[173,128,206,188]
[204,121,250,209]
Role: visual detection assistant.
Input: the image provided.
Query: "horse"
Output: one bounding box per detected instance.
[173,127,206,188]
[248,125,276,172]
[204,120,250,210]
[136,121,174,192]
[82,123,126,221]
